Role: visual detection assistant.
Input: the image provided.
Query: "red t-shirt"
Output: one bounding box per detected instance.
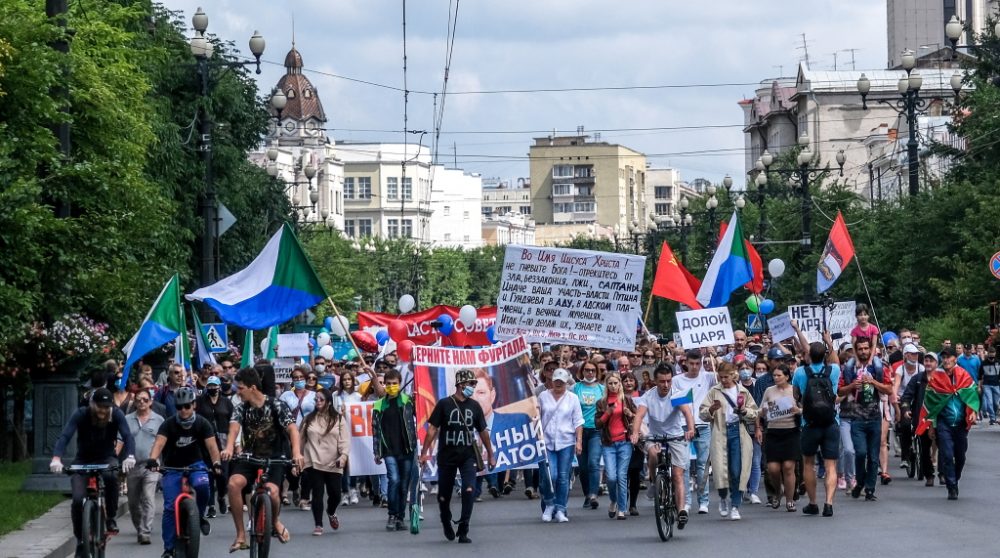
[606,394,627,443]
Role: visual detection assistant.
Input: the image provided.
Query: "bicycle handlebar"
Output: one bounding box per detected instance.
[646,436,686,444]
[233,455,293,467]
[66,464,120,474]
[160,465,209,474]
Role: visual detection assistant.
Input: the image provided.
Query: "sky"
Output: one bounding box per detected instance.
[161,0,888,185]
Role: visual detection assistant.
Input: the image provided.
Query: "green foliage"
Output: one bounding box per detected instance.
[0,460,64,536]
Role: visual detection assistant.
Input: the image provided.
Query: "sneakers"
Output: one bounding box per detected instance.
[106,518,119,535]
[340,494,350,506]
[206,505,217,518]
[749,494,761,505]
[299,500,312,511]
[698,503,709,514]
[822,504,834,517]
[389,515,399,530]
[329,514,339,530]
[541,506,554,523]
[645,484,656,500]
[851,484,863,499]
[947,487,958,500]
[395,517,404,531]
[718,501,730,517]
[589,497,599,510]
[628,506,639,516]
[161,550,174,558]
[502,482,514,495]
[138,534,151,545]
[925,477,935,487]
[677,509,689,529]
[525,488,535,500]
[312,526,323,536]
[199,518,211,536]
[555,510,569,523]
[488,485,500,498]
[837,477,847,490]
[802,503,819,516]
[864,491,878,502]
[349,488,359,505]
[729,508,741,521]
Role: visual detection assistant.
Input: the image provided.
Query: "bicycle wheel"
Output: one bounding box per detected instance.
[249,493,272,558]
[79,500,97,558]
[174,497,201,558]
[664,485,675,541]
[654,473,670,542]
[913,435,923,480]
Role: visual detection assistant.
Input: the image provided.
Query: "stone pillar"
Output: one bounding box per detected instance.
[23,374,79,492]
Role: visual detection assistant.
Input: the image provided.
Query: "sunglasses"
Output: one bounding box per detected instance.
[136,397,151,403]
[643,354,655,359]
[222,365,233,370]
[307,376,318,381]
[176,403,193,410]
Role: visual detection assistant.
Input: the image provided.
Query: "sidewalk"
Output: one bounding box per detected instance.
[0,500,75,558]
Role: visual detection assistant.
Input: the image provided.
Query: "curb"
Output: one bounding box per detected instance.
[0,500,75,558]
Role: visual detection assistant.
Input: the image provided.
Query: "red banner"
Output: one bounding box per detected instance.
[357,305,497,347]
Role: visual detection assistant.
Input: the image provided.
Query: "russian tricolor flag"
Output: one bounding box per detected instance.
[817,211,856,293]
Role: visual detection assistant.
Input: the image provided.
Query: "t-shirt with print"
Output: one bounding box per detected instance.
[157,415,215,468]
[573,381,605,429]
[839,360,884,421]
[231,396,294,458]
[671,371,717,426]
[428,396,487,465]
[761,385,798,430]
[982,360,1000,386]
[638,388,687,438]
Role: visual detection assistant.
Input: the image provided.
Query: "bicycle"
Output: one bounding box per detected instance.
[161,466,208,558]
[234,455,293,558]
[647,436,684,542]
[66,463,120,558]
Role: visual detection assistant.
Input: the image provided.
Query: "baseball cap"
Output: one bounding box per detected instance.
[939,347,957,358]
[206,375,221,386]
[841,342,853,351]
[552,368,572,384]
[91,388,113,407]
[902,343,920,355]
[766,347,785,360]
[455,369,476,385]
[924,351,939,362]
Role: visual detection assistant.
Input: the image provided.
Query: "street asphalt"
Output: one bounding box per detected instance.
[97,427,1000,558]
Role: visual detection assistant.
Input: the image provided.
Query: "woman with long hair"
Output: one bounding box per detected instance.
[595,372,635,520]
[335,371,363,505]
[757,365,802,511]
[301,388,350,536]
[620,372,645,516]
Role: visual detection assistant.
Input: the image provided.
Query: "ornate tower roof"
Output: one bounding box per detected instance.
[272,46,326,124]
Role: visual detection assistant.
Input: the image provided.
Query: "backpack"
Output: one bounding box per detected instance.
[802,365,836,427]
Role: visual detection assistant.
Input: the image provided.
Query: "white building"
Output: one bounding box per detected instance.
[481,178,531,218]
[887,0,996,69]
[428,166,483,248]
[863,115,965,203]
[645,167,700,219]
[483,213,536,246]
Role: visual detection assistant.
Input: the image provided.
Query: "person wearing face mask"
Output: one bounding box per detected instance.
[737,363,763,505]
[280,366,317,510]
[123,388,164,545]
[196,376,234,517]
[301,388,349,536]
[372,368,418,531]
[572,361,606,510]
[892,344,923,473]
[146,387,222,558]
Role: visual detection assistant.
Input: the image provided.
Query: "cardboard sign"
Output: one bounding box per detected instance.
[676,307,735,349]
[346,402,387,476]
[272,358,295,384]
[768,312,795,342]
[276,333,309,357]
[789,301,856,347]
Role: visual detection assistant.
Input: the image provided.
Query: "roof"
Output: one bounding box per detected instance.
[795,61,965,95]
[271,46,326,123]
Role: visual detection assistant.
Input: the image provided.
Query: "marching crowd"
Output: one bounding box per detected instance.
[50,303,992,555]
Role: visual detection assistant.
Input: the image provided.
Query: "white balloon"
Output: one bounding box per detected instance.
[329,315,350,337]
[259,338,269,356]
[768,258,786,279]
[398,294,416,313]
[383,339,397,354]
[317,332,331,347]
[318,345,335,360]
[459,305,478,328]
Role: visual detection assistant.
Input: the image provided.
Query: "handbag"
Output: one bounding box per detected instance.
[720,389,755,435]
[452,396,485,472]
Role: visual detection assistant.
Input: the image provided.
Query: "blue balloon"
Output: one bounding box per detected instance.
[486,324,497,344]
[437,314,455,337]
[324,316,335,331]
[760,299,775,314]
[882,332,898,346]
[308,337,317,349]
[375,329,390,346]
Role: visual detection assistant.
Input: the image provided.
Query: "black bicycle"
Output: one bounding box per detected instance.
[66,463,120,558]
[648,436,684,542]
[161,466,208,558]
[234,455,293,558]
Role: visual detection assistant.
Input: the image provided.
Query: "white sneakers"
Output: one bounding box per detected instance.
[542,506,554,523]
[749,494,762,505]
[719,500,730,517]
[730,508,742,521]
[698,503,709,514]
[554,510,569,523]
[349,489,359,505]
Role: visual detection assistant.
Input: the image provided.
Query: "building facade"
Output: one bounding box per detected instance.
[887,0,996,69]
[482,213,536,246]
[428,165,483,248]
[481,178,531,218]
[645,167,701,221]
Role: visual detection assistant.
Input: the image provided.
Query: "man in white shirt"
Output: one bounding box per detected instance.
[670,349,718,514]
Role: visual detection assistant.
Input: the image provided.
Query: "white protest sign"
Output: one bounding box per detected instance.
[675,307,735,349]
[494,246,646,351]
[346,401,386,476]
[788,305,825,343]
[672,332,682,348]
[276,333,309,357]
[768,312,795,342]
[272,357,295,384]
[788,302,856,346]
[826,301,856,349]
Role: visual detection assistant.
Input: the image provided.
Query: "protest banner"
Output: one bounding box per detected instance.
[767,312,795,342]
[494,246,646,351]
[276,333,309,358]
[675,307,735,349]
[788,301,855,347]
[345,401,387,477]
[272,357,295,384]
[412,336,543,476]
[358,304,496,347]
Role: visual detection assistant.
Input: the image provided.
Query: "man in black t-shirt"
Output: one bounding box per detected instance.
[196,375,234,516]
[147,387,221,558]
[420,369,496,544]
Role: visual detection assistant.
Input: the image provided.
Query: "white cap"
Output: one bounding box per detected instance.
[903,343,920,355]
[552,368,572,384]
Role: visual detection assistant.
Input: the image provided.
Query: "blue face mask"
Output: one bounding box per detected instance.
[739,370,753,382]
[462,386,475,398]
[294,380,306,390]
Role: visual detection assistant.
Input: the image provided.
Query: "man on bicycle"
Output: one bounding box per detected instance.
[50,388,136,558]
[146,387,222,558]
[630,365,695,529]
[220,367,305,551]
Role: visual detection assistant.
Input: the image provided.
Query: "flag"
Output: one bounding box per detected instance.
[241,329,254,369]
[817,211,856,293]
[696,211,754,308]
[413,364,437,432]
[671,388,694,407]
[174,302,192,371]
[191,305,217,370]
[719,221,764,294]
[120,274,185,389]
[651,240,702,309]
[915,368,980,435]
[186,223,327,329]
[264,326,279,360]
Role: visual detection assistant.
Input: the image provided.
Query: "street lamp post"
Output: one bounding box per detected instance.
[189,8,265,287]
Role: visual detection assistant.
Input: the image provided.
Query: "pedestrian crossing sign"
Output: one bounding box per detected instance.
[202,323,228,353]
[746,313,764,333]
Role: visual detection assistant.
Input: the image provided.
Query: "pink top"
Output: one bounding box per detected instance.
[851,323,880,341]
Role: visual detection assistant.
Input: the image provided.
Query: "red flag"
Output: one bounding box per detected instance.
[817,211,856,293]
[651,240,702,309]
[719,221,764,294]
[413,364,436,433]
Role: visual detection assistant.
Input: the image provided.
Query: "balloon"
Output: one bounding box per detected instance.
[383,339,397,354]
[437,314,454,337]
[317,332,331,347]
[324,316,335,331]
[398,294,416,313]
[318,345,334,360]
[486,325,497,344]
[308,337,316,349]
[387,319,409,343]
[329,315,350,337]
[346,348,357,360]
[351,330,378,353]
[396,340,415,363]
[882,332,898,346]
[767,258,786,279]
[459,305,477,328]
[259,337,270,356]
[745,294,762,313]
[375,329,390,346]
[760,299,775,314]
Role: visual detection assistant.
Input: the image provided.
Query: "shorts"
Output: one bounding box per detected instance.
[645,439,690,469]
[800,423,840,458]
[229,461,286,489]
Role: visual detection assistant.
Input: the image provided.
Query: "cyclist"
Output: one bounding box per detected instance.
[630,365,695,530]
[146,387,222,558]
[220,367,305,552]
[50,388,136,558]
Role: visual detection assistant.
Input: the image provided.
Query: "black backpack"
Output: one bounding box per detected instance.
[802,365,836,427]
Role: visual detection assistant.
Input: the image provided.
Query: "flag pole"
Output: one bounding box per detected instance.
[327,297,372,372]
[643,294,654,324]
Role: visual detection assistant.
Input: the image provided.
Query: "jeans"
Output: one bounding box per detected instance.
[601,441,632,510]
[161,462,210,551]
[936,421,969,489]
[126,465,161,537]
[307,468,342,526]
[748,436,762,496]
[578,429,602,497]
[70,457,119,541]
[718,422,743,508]
[686,424,711,508]
[436,456,477,526]
[850,417,882,492]
[982,385,1000,420]
[838,419,856,480]
[543,446,575,514]
[384,454,416,519]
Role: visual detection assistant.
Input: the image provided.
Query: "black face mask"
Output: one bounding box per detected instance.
[221,383,232,393]
[206,388,221,397]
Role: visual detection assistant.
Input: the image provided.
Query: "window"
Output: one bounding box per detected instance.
[654,186,672,199]
[553,203,572,213]
[574,202,595,213]
[575,185,592,196]
[463,235,470,242]
[344,177,355,199]
[387,177,398,200]
[520,205,531,214]
[388,219,399,238]
[401,219,413,238]
[402,178,412,201]
[655,203,671,215]
[444,233,452,241]
[463,210,469,219]
[344,220,355,237]
[553,184,571,195]
[574,166,592,178]
[443,206,451,216]
[358,177,372,199]
[552,165,573,178]
[358,219,372,237]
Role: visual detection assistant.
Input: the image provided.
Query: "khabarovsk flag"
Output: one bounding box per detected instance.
[120,274,185,389]
[191,304,217,370]
[174,302,192,371]
[186,223,327,329]
[241,329,254,369]
[696,211,754,308]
